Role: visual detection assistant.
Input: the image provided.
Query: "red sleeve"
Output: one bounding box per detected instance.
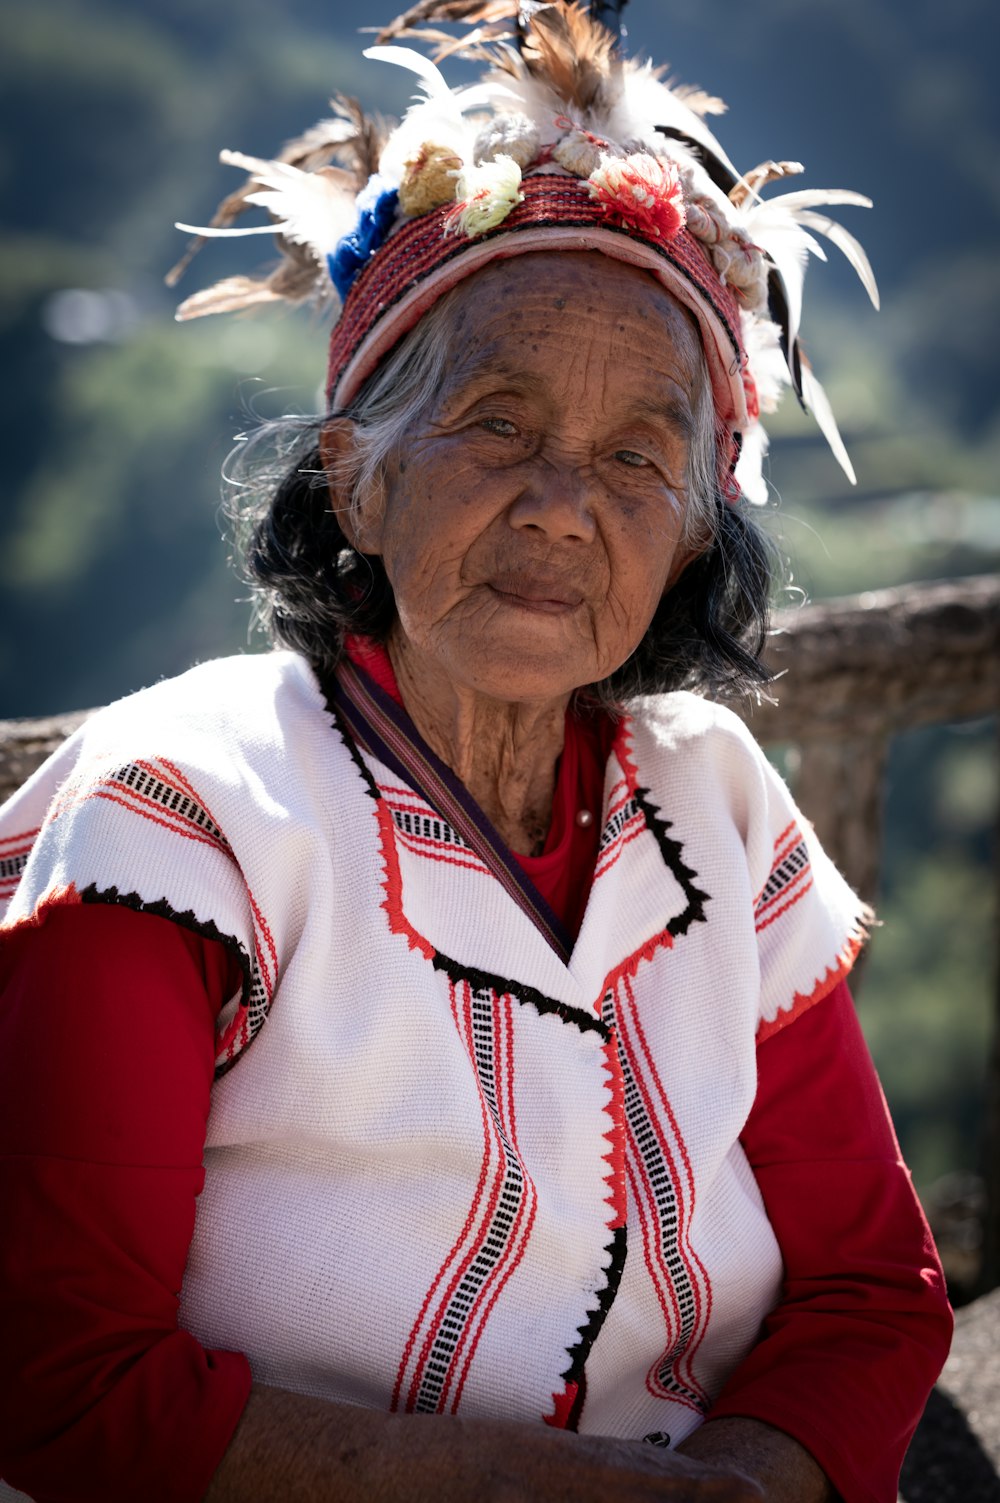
[0,901,253,1503]
[707,981,953,1503]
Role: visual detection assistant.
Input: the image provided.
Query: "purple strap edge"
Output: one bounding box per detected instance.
[331,657,575,966]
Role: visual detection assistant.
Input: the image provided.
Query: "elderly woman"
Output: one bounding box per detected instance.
[0,6,950,1502]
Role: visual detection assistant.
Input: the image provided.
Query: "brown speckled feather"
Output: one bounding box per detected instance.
[374,0,517,44]
[167,98,386,296]
[521,4,616,112]
[729,159,804,208]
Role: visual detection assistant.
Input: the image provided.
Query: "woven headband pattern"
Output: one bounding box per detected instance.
[326,174,746,413]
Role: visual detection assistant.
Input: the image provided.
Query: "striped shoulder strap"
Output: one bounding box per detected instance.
[329,657,574,966]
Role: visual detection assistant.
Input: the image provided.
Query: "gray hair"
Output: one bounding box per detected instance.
[225,281,773,701]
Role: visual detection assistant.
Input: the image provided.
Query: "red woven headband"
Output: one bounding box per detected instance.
[326,174,753,450]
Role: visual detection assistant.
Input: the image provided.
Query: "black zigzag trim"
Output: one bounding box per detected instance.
[631,786,711,938]
[318,679,385,805]
[77,883,256,1077]
[323,677,606,1038]
[560,1223,629,1388]
[430,951,610,1041]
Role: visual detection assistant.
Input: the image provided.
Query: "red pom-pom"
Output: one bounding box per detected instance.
[588,153,686,242]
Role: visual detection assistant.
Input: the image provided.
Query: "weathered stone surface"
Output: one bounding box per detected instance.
[900,1289,1000,1501]
[742,572,1000,745]
[0,710,92,804]
[2,574,997,806]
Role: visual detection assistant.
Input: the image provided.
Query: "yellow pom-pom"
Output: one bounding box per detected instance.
[399,143,463,218]
[446,156,524,238]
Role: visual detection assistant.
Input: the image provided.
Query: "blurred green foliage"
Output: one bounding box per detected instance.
[0,0,997,1215]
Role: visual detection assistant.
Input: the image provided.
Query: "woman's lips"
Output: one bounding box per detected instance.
[487,580,583,614]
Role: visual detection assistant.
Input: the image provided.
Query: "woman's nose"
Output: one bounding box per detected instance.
[507,458,598,544]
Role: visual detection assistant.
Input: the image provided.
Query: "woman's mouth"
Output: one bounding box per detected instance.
[488,581,583,615]
[486,571,584,615]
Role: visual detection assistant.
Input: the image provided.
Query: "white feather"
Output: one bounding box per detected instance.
[224,149,358,257]
[366,51,494,178]
[740,313,787,416]
[362,45,452,98]
[734,422,771,506]
[292,117,360,152]
[604,62,738,177]
[472,70,569,147]
[758,188,872,212]
[468,63,698,184]
[379,110,477,179]
[741,212,813,350]
[176,150,357,259]
[792,209,879,309]
[800,362,857,486]
[743,191,874,349]
[175,221,285,238]
[452,81,512,115]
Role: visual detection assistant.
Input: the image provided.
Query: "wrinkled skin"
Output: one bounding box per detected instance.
[206,1386,770,1502]
[340,251,703,705]
[324,251,703,853]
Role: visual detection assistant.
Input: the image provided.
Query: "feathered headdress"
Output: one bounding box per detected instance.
[170,1,878,503]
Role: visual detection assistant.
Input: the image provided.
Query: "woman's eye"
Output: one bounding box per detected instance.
[613,448,650,468]
[480,417,519,438]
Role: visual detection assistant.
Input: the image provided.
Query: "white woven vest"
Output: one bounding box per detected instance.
[0,652,866,1445]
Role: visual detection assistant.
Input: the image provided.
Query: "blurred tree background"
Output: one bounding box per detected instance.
[1,0,997,1288]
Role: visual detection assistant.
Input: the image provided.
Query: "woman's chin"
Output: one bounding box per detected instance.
[393,612,616,707]
[449,647,598,707]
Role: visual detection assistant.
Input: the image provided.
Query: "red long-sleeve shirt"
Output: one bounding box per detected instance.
[0,902,951,1503]
[0,907,251,1503]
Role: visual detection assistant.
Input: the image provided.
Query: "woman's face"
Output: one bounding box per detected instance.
[337,251,706,706]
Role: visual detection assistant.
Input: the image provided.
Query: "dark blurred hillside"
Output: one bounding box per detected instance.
[0,0,998,1237]
[2,0,997,717]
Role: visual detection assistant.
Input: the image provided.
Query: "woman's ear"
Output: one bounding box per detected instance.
[663,538,703,594]
[319,419,382,555]
[662,487,716,594]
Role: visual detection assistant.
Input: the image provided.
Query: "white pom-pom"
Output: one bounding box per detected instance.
[473,115,541,170]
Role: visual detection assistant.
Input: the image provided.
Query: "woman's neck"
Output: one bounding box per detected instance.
[387,632,568,857]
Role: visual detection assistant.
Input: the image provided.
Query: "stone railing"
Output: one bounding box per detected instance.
[0,707,91,806]
[741,573,1000,1309]
[736,572,1000,905]
[9,575,994,880]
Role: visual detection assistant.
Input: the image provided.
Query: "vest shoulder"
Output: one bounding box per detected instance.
[628,691,767,764]
[71,652,329,770]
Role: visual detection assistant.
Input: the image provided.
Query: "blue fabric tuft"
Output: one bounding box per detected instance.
[327,181,400,300]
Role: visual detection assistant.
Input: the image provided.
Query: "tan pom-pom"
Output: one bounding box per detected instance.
[552,131,603,178]
[473,116,541,171]
[725,261,768,312]
[684,200,715,244]
[739,278,769,314]
[711,233,768,311]
[399,143,463,217]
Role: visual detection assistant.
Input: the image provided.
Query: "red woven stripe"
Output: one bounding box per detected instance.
[327,174,743,400]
